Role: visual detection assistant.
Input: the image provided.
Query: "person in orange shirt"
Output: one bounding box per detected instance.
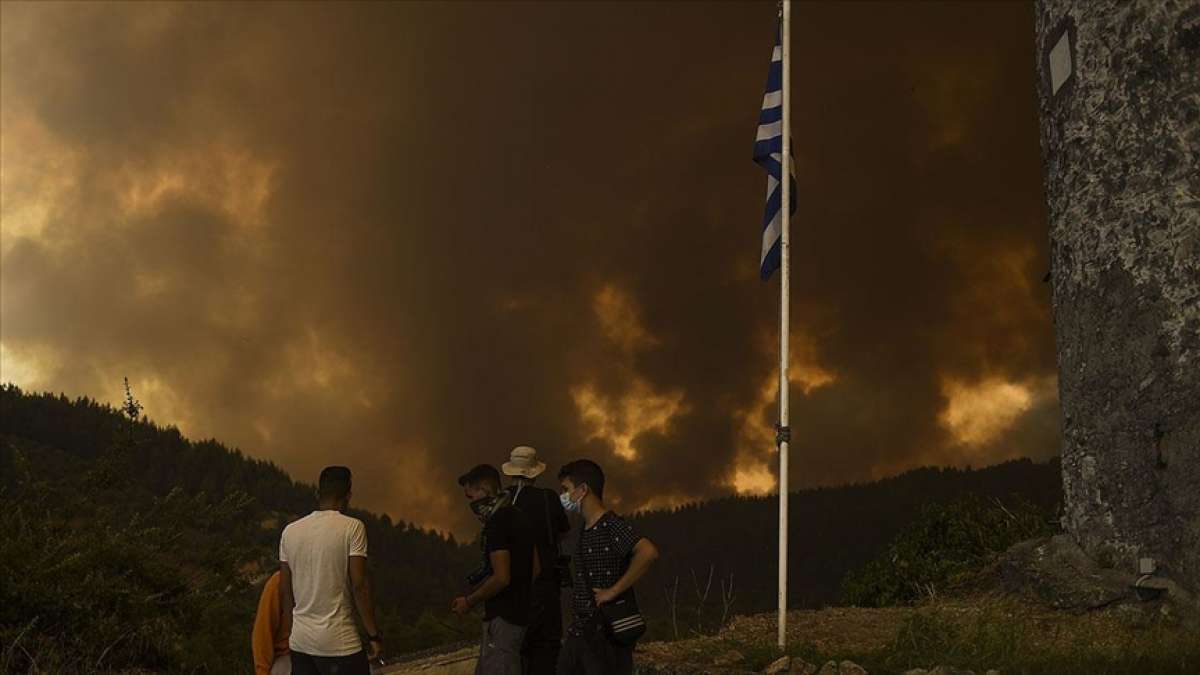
[253,570,292,675]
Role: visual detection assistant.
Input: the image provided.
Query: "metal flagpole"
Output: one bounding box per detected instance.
[777,0,792,651]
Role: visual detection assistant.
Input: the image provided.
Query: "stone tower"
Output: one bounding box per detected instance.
[1034,0,1199,591]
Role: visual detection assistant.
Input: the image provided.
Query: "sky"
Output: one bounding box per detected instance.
[0,0,1059,537]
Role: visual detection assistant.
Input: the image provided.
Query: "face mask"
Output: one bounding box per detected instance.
[560,489,581,514]
[469,494,500,523]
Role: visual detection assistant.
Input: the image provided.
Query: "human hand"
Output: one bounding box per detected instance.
[367,638,382,660]
[451,596,471,616]
[593,587,617,606]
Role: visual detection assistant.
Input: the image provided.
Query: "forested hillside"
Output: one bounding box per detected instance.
[629,458,1061,637]
[0,384,477,673]
[0,384,1063,671]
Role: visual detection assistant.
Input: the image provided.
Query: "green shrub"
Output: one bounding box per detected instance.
[840,495,1056,607]
[0,444,259,673]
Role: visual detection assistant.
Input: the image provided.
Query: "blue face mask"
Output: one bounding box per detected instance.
[560,488,582,513]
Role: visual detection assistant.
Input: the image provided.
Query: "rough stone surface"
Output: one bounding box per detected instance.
[763,656,793,675]
[837,661,868,675]
[790,659,818,675]
[816,662,839,675]
[637,664,756,675]
[1034,0,1200,592]
[761,656,819,675]
[1000,535,1136,610]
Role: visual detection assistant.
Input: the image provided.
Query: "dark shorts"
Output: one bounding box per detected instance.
[477,616,526,675]
[557,624,633,675]
[290,650,369,675]
[522,579,563,675]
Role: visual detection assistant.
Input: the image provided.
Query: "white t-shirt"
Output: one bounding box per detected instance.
[279,510,368,656]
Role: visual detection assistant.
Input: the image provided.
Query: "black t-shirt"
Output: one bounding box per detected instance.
[482,504,535,625]
[511,484,569,583]
[568,511,642,633]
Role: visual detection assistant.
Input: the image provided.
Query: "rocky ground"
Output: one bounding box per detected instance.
[633,597,1194,674]
[632,536,1200,674]
[384,536,1200,674]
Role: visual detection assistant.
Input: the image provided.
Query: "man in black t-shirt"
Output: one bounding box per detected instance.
[557,459,659,675]
[502,446,569,674]
[452,464,537,675]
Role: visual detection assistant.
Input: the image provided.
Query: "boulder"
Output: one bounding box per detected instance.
[1000,535,1134,611]
[1034,0,1200,596]
[762,656,791,674]
[790,658,819,675]
[929,667,976,675]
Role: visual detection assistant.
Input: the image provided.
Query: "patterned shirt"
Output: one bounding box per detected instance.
[568,511,642,634]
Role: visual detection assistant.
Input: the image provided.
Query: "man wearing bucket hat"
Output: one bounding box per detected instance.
[503,446,569,675]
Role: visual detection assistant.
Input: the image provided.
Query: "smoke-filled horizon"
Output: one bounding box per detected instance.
[0,1,1058,537]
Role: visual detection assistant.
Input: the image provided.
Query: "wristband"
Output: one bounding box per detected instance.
[367,633,383,643]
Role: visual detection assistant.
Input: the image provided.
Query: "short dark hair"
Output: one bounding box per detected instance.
[558,459,605,499]
[318,466,352,499]
[458,464,501,492]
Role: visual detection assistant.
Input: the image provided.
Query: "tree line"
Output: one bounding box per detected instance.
[0,383,1062,671]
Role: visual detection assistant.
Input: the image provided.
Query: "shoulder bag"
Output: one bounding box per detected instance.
[575,527,646,645]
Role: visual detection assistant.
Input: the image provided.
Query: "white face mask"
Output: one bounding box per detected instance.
[560,488,582,513]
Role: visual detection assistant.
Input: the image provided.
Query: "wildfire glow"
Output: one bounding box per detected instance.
[0,342,43,387]
[593,284,657,352]
[732,461,775,494]
[571,379,687,461]
[727,333,837,495]
[939,377,1033,446]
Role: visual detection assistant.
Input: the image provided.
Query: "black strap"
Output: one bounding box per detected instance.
[575,527,593,588]
[540,487,557,552]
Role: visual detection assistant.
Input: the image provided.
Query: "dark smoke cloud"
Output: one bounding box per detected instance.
[0,1,1056,535]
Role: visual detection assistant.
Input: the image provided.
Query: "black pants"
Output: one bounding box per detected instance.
[556,627,633,675]
[290,650,369,675]
[522,580,563,675]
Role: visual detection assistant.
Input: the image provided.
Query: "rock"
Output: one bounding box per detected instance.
[713,649,745,667]
[838,661,868,675]
[1034,0,1200,595]
[816,661,840,675]
[902,670,928,675]
[790,658,819,675]
[762,656,790,674]
[985,670,1001,675]
[999,535,1135,611]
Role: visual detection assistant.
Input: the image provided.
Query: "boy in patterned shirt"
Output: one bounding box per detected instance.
[557,460,659,675]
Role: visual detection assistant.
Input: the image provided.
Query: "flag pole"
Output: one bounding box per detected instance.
[777,0,792,651]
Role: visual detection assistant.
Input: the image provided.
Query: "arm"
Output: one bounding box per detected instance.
[252,573,281,675]
[464,549,511,608]
[278,563,294,639]
[596,538,659,602]
[348,556,381,657]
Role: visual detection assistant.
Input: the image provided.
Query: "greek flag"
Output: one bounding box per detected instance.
[753,27,796,281]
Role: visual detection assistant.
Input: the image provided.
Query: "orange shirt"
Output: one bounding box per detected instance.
[252,571,291,675]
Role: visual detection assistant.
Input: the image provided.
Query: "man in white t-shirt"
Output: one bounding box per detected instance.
[279,466,382,675]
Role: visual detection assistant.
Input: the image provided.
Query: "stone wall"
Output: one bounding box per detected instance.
[1033,0,1200,590]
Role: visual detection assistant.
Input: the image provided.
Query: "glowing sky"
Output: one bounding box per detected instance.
[0,1,1058,536]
